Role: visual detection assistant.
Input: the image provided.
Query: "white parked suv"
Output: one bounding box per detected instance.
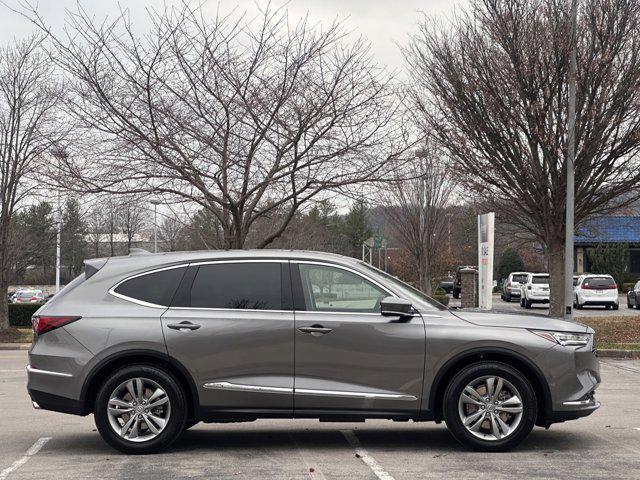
[520,273,550,309]
[574,274,619,310]
[501,272,529,302]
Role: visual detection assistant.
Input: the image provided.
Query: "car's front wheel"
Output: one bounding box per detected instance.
[443,362,537,452]
[94,365,187,454]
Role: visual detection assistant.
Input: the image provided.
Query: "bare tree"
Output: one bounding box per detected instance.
[23,3,410,250]
[157,212,186,252]
[406,0,640,316]
[118,195,147,254]
[0,37,60,331]
[378,145,457,295]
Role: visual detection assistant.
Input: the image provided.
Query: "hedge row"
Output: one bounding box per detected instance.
[8,303,42,327]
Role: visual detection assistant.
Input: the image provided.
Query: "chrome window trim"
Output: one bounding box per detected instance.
[170,306,293,314]
[26,365,72,378]
[108,260,287,310]
[202,381,417,401]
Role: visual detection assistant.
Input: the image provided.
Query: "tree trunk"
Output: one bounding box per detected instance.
[547,239,565,318]
[0,281,9,331]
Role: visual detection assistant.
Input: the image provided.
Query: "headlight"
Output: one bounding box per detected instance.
[532,330,590,347]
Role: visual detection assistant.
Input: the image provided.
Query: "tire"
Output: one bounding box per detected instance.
[612,304,619,311]
[575,301,583,310]
[524,298,532,309]
[453,290,460,299]
[506,295,511,302]
[94,365,188,454]
[628,300,633,309]
[520,297,525,307]
[605,305,611,310]
[442,361,537,452]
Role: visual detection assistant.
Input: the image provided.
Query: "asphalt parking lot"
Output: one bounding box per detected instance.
[449,293,637,317]
[1,352,640,479]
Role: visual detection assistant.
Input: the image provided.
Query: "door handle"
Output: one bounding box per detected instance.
[298,324,332,336]
[167,321,201,331]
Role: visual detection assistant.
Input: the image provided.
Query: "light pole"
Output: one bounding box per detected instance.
[564,0,578,319]
[150,199,162,253]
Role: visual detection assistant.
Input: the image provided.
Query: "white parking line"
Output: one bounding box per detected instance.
[0,437,51,480]
[341,430,395,480]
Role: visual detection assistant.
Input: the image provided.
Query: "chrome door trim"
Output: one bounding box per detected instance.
[202,381,417,401]
[295,388,417,401]
[203,381,293,394]
[26,365,73,378]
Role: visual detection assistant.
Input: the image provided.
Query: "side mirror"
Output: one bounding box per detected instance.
[380,296,414,318]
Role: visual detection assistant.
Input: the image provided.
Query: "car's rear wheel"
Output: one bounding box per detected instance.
[612,304,619,310]
[443,362,537,452]
[94,365,187,454]
[524,298,532,309]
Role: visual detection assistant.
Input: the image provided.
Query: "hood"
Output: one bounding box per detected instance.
[451,310,590,333]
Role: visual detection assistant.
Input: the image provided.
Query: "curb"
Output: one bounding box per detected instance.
[0,343,31,351]
[597,349,640,359]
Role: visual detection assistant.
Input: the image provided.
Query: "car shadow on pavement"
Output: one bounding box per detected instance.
[45,424,600,456]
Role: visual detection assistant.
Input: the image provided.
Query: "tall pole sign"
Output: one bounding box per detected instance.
[478,212,495,310]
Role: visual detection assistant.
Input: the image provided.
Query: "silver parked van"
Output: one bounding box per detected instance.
[27,250,600,454]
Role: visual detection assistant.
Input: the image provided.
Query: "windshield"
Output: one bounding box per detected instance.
[512,274,527,283]
[531,276,549,284]
[359,262,448,311]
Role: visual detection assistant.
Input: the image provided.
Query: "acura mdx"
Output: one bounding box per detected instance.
[27,250,600,454]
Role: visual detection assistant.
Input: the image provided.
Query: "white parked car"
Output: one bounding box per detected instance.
[574,274,619,310]
[501,271,529,302]
[520,273,550,309]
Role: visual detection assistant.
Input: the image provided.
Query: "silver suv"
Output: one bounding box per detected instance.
[27,250,600,454]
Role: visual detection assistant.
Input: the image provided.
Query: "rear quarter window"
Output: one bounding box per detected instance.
[113,267,187,307]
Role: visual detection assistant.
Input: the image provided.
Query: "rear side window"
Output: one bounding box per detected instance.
[188,262,282,310]
[113,267,186,306]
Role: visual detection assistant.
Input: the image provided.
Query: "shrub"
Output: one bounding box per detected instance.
[8,303,43,327]
[432,287,450,306]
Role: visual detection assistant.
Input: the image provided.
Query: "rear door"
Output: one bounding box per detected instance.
[292,261,425,415]
[161,260,294,415]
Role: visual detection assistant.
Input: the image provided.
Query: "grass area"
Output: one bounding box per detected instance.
[0,327,32,344]
[580,316,640,348]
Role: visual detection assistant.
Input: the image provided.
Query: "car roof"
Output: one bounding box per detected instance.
[582,274,613,278]
[510,272,529,275]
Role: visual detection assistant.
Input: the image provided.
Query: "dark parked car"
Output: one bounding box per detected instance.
[28,250,599,454]
[438,277,454,294]
[627,280,640,309]
[452,265,478,299]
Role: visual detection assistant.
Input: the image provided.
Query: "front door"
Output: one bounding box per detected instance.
[292,262,425,415]
[162,260,294,416]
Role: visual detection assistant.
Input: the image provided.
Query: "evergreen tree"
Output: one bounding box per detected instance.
[61,198,87,280]
[341,199,372,257]
[497,248,525,285]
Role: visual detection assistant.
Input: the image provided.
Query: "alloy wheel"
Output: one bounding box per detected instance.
[457,375,523,441]
[107,377,171,442]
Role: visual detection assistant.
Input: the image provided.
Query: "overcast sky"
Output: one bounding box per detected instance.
[0,0,465,72]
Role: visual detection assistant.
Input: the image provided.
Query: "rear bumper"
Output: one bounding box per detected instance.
[581,300,618,306]
[28,388,87,416]
[548,402,600,424]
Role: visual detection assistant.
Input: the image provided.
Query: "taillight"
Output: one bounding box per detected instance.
[31,316,81,335]
[505,282,511,288]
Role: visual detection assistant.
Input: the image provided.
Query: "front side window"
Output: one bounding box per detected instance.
[189,262,282,310]
[298,264,387,313]
[113,267,186,306]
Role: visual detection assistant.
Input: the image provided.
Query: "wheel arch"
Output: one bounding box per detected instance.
[80,349,200,420]
[428,347,552,427]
